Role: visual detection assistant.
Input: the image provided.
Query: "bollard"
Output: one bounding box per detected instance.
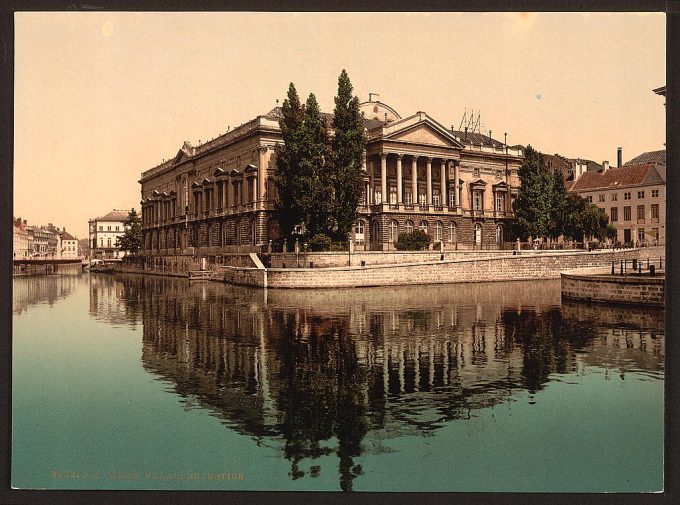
[620,260,623,275]
[440,254,444,261]
[611,262,615,275]
[632,259,637,271]
[650,265,655,276]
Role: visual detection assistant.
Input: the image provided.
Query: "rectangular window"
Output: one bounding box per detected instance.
[449,192,455,208]
[638,191,645,199]
[610,207,618,221]
[623,206,631,221]
[389,187,397,205]
[115,226,119,231]
[651,204,659,220]
[406,192,413,205]
[107,226,111,231]
[637,205,645,220]
[624,192,631,200]
[495,193,505,212]
[637,228,646,243]
[611,193,618,201]
[433,192,440,207]
[473,191,483,210]
[652,189,659,198]
[419,193,426,205]
[585,196,592,203]
[598,194,605,203]
[99,226,103,231]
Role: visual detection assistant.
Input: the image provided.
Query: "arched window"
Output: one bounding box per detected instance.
[390,220,399,242]
[420,220,429,234]
[355,220,365,236]
[474,223,482,245]
[435,221,443,241]
[372,220,381,242]
[405,220,414,234]
[496,224,504,243]
[449,222,457,243]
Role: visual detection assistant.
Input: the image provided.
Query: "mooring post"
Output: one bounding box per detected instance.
[611,262,615,275]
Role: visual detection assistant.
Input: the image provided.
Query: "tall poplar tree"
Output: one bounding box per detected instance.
[513,145,554,240]
[275,83,305,238]
[331,70,366,242]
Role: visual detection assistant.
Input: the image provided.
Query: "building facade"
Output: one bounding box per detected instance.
[88,210,129,259]
[139,98,524,255]
[60,231,79,259]
[13,218,31,259]
[568,162,665,245]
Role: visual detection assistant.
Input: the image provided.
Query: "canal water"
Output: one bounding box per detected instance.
[12,272,664,492]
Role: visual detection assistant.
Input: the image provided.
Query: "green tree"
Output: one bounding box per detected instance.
[548,168,567,240]
[513,145,555,240]
[300,93,334,238]
[116,208,142,255]
[330,69,366,242]
[580,203,611,242]
[561,192,589,242]
[275,83,306,239]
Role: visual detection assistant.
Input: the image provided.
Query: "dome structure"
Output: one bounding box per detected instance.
[358,94,401,123]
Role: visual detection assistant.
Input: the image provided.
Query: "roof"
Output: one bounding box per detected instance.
[623,149,665,167]
[450,130,506,149]
[94,210,129,222]
[265,106,386,131]
[569,163,662,192]
[61,231,77,241]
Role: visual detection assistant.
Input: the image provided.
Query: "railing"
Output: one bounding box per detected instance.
[611,257,664,276]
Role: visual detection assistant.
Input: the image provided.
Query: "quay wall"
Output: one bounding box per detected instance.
[561,268,665,307]
[263,248,645,289]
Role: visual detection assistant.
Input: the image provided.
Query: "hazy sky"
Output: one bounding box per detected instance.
[14,12,665,239]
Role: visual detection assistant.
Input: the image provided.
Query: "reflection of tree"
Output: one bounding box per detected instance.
[275,316,367,490]
[107,274,664,491]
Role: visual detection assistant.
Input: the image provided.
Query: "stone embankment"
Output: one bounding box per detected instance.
[561,267,665,307]
[118,246,664,290]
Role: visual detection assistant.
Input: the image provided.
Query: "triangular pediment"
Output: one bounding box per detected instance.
[383,116,465,149]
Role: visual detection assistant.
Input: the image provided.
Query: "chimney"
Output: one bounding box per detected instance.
[617,147,622,167]
[602,160,610,172]
[464,127,468,141]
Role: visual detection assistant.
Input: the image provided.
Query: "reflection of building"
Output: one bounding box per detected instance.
[12,274,83,315]
[100,275,664,491]
[88,210,129,259]
[567,163,665,245]
[139,96,524,255]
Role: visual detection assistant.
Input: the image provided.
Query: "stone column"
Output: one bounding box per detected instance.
[258,146,268,208]
[426,157,433,206]
[411,156,418,205]
[380,153,387,205]
[454,163,461,210]
[252,177,258,204]
[440,160,447,208]
[396,154,403,204]
[369,159,375,204]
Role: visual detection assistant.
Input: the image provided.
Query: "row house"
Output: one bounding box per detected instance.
[568,162,665,245]
[13,218,32,259]
[139,97,524,255]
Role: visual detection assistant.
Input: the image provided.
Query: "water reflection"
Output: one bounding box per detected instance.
[99,275,665,491]
[12,273,85,315]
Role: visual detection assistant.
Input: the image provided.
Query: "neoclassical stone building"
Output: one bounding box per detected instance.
[139,98,524,255]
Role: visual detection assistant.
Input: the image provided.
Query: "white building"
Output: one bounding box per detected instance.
[60,230,79,259]
[88,209,129,259]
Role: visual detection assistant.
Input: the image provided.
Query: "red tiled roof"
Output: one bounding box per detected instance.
[569,163,659,192]
[61,231,76,241]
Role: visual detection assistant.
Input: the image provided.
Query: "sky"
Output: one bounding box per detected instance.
[14,12,666,239]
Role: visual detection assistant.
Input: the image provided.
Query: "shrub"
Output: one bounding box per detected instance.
[394,230,432,251]
[308,233,332,251]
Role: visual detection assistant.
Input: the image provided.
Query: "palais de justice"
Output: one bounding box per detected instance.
[139,97,524,254]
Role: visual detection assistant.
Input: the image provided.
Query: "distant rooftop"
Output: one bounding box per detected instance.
[569,163,662,192]
[93,209,129,222]
[623,149,665,167]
